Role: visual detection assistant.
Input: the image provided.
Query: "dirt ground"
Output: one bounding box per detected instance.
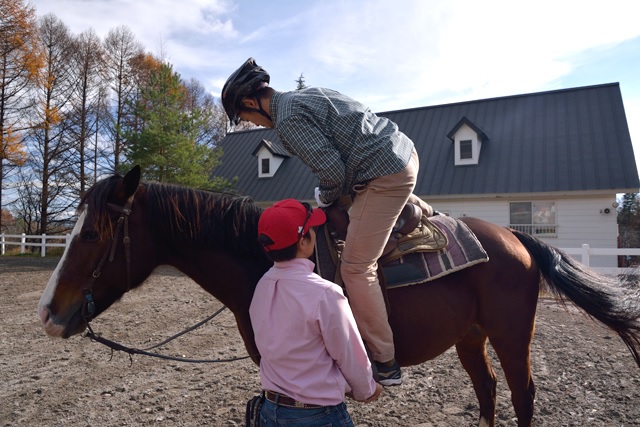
[1,256,639,427]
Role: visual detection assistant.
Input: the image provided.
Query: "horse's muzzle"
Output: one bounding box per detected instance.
[38,304,85,338]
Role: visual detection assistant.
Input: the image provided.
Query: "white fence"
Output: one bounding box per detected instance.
[1,233,71,257]
[1,233,639,275]
[559,245,640,276]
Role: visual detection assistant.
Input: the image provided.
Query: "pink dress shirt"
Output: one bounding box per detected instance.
[249,257,377,406]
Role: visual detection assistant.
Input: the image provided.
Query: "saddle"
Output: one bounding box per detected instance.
[316,205,489,292]
[322,202,448,274]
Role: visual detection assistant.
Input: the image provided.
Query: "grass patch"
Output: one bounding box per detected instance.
[1,247,65,257]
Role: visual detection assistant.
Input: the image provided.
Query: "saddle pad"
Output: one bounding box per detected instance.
[384,215,489,289]
[314,215,489,289]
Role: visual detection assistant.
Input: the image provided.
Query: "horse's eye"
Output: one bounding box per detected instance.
[82,230,99,242]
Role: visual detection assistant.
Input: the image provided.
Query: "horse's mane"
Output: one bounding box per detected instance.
[80,175,265,257]
[80,174,123,239]
[146,182,264,255]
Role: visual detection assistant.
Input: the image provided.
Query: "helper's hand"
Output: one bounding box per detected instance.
[314,187,332,208]
[361,383,383,403]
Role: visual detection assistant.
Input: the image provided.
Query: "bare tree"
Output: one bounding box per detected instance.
[183,77,228,148]
[92,84,111,181]
[103,25,143,172]
[68,28,106,193]
[12,166,39,235]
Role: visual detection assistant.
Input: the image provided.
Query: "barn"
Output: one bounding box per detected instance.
[212,83,639,267]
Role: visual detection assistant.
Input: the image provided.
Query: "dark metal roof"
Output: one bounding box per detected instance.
[212,83,639,202]
[446,116,489,142]
[250,139,291,157]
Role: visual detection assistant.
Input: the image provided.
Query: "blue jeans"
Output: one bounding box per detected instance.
[259,399,354,426]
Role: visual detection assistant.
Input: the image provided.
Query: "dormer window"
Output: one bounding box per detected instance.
[251,139,290,178]
[256,150,280,178]
[447,117,488,166]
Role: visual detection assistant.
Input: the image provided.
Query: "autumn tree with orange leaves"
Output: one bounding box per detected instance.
[27,13,78,235]
[3,8,232,235]
[0,0,43,231]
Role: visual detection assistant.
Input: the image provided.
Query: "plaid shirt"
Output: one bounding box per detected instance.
[270,88,415,204]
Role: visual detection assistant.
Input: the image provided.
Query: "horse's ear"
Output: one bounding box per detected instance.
[123,165,141,198]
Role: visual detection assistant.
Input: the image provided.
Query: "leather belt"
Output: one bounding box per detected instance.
[264,390,324,409]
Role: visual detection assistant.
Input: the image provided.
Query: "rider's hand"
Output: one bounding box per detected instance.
[314,187,332,208]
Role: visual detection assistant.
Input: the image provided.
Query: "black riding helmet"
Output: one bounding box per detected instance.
[221,58,271,125]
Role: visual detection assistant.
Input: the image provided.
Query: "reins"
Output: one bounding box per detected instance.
[80,190,253,364]
[83,307,252,364]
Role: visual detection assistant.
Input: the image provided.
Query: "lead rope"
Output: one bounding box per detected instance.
[142,306,227,351]
[83,308,253,364]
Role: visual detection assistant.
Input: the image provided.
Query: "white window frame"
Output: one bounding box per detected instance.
[509,201,558,237]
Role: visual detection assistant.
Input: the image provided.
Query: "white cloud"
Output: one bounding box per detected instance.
[31,0,237,52]
[27,0,640,173]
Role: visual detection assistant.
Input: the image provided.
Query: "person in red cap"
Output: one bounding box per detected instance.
[249,199,382,426]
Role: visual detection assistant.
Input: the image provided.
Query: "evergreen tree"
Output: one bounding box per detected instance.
[295,73,307,90]
[124,62,231,190]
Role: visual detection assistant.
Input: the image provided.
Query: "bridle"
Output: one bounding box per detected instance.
[81,194,135,322]
[80,190,252,364]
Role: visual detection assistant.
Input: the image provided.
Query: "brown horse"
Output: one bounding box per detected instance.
[38,166,640,427]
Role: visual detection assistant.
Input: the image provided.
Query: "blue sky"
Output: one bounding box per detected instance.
[31,0,640,177]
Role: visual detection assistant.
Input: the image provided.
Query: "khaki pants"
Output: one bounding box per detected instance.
[340,150,430,362]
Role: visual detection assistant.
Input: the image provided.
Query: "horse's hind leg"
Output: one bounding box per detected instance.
[456,327,497,427]
[489,335,535,427]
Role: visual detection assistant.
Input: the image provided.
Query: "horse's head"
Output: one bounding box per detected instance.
[38,166,155,338]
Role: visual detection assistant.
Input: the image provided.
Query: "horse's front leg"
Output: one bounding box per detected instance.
[232,311,261,365]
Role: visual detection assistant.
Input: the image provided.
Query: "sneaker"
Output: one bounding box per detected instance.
[375,360,403,386]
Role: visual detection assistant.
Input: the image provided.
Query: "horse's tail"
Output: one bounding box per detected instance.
[510,229,640,368]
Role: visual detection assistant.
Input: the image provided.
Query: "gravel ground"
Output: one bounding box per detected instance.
[1,256,639,426]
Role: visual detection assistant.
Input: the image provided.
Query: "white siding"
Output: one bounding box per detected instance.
[422,195,619,267]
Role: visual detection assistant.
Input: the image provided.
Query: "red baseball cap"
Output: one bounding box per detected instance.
[258,199,327,251]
